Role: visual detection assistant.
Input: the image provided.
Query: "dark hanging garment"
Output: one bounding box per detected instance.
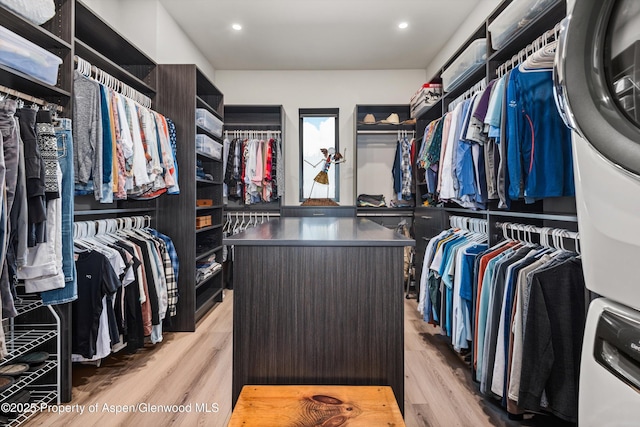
[518,258,587,423]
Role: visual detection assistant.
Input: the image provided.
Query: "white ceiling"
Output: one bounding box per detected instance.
[158,0,482,71]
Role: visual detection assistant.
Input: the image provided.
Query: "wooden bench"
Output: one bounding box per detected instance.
[229,385,405,426]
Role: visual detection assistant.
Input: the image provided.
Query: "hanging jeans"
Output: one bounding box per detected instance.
[0,100,18,324]
[17,113,65,293]
[17,108,46,246]
[42,118,77,305]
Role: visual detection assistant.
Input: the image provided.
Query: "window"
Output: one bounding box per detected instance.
[299,108,340,201]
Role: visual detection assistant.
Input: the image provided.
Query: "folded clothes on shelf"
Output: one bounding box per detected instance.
[196,256,222,284]
[389,199,414,208]
[357,194,386,207]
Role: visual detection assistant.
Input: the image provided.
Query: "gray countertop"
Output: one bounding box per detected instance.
[223,217,415,247]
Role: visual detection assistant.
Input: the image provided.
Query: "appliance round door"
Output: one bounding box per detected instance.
[556,0,640,308]
[558,0,640,175]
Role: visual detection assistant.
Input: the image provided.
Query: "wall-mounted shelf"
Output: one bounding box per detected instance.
[0,3,71,50]
[74,40,156,95]
[0,65,70,100]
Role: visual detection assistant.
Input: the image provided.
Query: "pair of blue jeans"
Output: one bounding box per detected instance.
[41,118,77,305]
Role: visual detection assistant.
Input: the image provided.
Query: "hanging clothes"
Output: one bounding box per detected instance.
[416,68,573,210]
[418,222,587,423]
[505,66,574,202]
[71,219,178,363]
[223,133,283,205]
[72,70,180,202]
[391,135,414,201]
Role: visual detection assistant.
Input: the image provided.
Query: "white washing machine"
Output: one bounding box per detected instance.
[555,0,640,425]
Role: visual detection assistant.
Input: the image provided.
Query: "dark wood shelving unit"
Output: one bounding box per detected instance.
[74,39,156,96]
[354,104,414,220]
[224,105,285,212]
[156,64,225,330]
[74,0,156,90]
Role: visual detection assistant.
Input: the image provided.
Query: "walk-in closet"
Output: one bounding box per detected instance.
[0,0,637,425]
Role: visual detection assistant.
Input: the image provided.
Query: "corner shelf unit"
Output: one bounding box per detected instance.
[223,105,285,212]
[411,0,572,297]
[156,65,225,330]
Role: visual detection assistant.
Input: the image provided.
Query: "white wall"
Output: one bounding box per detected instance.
[154,2,215,79]
[425,0,502,80]
[215,69,426,206]
[80,0,216,81]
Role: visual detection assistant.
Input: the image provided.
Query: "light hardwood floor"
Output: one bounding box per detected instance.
[29,291,568,427]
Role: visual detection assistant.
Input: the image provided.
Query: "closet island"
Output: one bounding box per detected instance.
[224,217,414,413]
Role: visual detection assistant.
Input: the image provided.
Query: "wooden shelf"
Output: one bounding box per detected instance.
[196,224,223,234]
[195,269,222,291]
[224,105,283,127]
[195,287,224,322]
[196,205,224,211]
[196,150,222,162]
[75,1,155,68]
[196,245,223,262]
[0,3,71,50]
[196,177,222,185]
[196,125,223,142]
[356,124,416,133]
[0,64,70,101]
[196,68,223,116]
[196,96,223,120]
[74,40,156,95]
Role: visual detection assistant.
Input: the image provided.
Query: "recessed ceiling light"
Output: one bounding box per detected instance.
[398,22,409,29]
[232,23,242,31]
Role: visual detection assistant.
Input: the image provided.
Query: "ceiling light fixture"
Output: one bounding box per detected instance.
[232,23,242,31]
[398,22,408,29]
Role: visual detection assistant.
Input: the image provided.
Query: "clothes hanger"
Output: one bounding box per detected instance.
[232,212,241,234]
[246,212,254,230]
[223,212,232,234]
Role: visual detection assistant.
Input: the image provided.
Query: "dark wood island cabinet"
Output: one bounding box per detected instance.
[224,217,414,413]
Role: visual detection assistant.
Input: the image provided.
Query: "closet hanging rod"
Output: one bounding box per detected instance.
[0,84,63,112]
[496,222,580,252]
[357,212,414,217]
[73,215,153,239]
[495,221,578,238]
[226,211,281,216]
[356,130,416,135]
[74,55,153,109]
[448,79,486,112]
[449,215,488,234]
[226,130,282,135]
[496,21,562,78]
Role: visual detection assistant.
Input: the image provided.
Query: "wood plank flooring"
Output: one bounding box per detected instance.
[29,291,570,427]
